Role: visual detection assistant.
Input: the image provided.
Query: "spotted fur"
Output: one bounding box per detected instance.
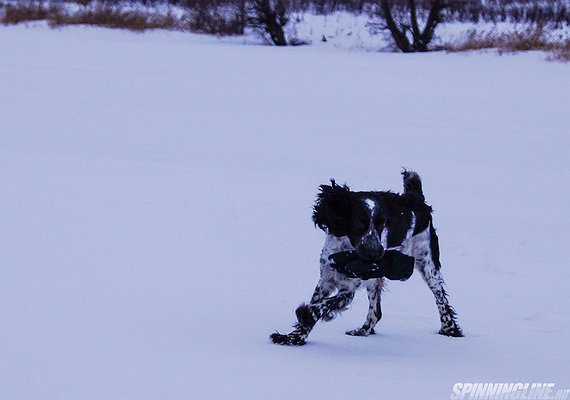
[270,170,463,346]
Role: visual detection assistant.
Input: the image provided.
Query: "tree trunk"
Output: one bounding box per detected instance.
[380,0,413,52]
[417,0,446,50]
[251,0,288,46]
[380,0,447,53]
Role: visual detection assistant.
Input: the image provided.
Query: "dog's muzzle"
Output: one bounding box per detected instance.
[356,234,385,261]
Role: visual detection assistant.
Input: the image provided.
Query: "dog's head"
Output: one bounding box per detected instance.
[312,180,415,261]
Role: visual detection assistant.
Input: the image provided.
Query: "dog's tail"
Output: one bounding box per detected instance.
[401,169,425,202]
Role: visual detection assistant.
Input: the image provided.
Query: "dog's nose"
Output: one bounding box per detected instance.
[356,239,385,261]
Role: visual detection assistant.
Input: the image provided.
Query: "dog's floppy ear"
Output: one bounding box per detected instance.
[312,179,352,237]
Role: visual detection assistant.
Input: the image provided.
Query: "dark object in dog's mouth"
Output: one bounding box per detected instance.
[329,250,415,281]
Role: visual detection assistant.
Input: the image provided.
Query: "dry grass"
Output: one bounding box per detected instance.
[0,1,241,34]
[444,25,570,62]
[499,25,558,53]
[443,29,498,52]
[47,5,181,32]
[547,41,570,62]
[2,1,55,24]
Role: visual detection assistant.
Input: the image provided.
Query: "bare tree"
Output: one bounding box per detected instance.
[377,0,449,52]
[249,0,289,46]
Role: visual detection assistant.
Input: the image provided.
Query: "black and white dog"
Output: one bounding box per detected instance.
[270,170,463,346]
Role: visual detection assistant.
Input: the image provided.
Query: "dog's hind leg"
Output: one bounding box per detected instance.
[418,266,463,337]
[414,231,463,337]
[346,278,384,337]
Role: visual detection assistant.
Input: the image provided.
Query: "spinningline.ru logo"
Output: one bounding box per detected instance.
[450,383,570,400]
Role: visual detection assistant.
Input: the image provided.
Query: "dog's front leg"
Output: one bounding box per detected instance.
[268,279,332,346]
[346,278,384,336]
[270,288,356,346]
[309,279,335,304]
[270,235,357,346]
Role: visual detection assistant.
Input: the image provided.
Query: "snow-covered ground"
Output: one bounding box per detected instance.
[1,25,569,399]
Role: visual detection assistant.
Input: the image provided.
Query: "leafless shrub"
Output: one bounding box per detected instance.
[68,0,92,6]
[188,1,245,35]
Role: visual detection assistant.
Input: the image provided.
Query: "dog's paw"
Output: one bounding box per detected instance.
[270,332,306,346]
[439,326,464,337]
[345,327,375,337]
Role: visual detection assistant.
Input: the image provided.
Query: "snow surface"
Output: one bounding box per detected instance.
[1,24,569,399]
